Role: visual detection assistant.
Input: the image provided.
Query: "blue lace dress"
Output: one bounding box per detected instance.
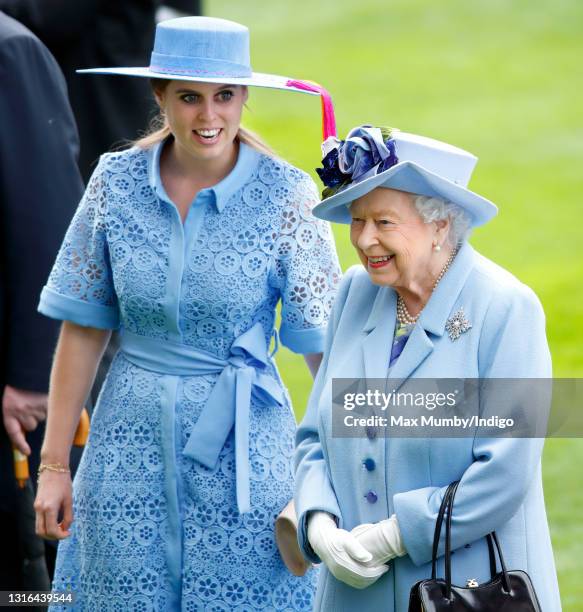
[38,140,341,611]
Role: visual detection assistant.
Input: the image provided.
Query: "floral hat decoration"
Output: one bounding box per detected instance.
[313,125,498,227]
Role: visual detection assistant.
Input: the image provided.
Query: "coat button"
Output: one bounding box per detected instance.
[365,490,378,504]
[362,458,376,471]
[365,425,377,439]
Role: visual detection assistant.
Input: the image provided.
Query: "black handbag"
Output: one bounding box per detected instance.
[408,481,542,611]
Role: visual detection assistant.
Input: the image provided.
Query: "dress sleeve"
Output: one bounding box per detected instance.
[271,172,342,354]
[38,157,120,329]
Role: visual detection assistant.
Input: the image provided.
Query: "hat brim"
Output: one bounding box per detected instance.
[76,67,320,95]
[312,161,498,227]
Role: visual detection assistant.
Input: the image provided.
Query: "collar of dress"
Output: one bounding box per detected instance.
[147,138,261,213]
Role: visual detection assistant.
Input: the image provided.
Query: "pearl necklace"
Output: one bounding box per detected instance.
[396,246,459,325]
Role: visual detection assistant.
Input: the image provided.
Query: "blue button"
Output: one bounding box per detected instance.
[365,425,377,440]
[365,490,378,504]
[363,458,376,472]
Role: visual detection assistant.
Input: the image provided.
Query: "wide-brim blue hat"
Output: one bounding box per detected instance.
[77,16,319,96]
[313,127,498,227]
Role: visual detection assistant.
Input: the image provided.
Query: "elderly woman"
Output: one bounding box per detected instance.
[294,126,561,611]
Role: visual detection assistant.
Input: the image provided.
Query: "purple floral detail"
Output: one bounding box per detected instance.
[377,138,398,174]
[338,126,391,181]
[316,125,399,199]
[315,148,349,189]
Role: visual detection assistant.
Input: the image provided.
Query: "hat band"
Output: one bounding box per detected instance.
[149,51,252,78]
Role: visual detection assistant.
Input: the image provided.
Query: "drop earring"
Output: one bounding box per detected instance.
[433,242,441,252]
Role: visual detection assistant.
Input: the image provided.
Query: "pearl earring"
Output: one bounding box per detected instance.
[433,242,441,252]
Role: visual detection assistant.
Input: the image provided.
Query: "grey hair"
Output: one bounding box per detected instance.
[413,195,472,246]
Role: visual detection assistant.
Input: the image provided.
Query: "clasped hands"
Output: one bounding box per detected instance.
[307,511,405,589]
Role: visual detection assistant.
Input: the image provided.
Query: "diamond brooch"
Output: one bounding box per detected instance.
[445,307,472,341]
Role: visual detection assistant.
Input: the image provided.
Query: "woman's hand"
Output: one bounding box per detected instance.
[34,470,73,540]
[32,321,109,541]
[307,511,389,589]
[351,515,406,565]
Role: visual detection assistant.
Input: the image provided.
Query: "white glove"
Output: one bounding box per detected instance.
[307,511,389,589]
[351,514,406,565]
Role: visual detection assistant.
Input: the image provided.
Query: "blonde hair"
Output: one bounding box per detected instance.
[133,79,275,156]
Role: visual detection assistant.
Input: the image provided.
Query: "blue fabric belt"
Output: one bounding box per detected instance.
[119,323,284,514]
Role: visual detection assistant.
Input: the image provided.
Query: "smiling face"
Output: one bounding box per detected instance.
[350,187,448,293]
[154,80,248,165]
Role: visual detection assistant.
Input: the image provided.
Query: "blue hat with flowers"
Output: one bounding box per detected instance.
[313,126,498,226]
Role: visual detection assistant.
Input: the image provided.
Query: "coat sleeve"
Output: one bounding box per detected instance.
[294,266,358,562]
[393,282,552,566]
[0,30,83,392]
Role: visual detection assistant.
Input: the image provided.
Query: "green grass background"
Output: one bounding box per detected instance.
[206,0,583,606]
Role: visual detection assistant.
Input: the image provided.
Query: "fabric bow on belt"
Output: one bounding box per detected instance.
[182,323,284,514]
[120,322,284,514]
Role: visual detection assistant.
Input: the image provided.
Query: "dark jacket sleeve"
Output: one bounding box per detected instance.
[0,26,84,392]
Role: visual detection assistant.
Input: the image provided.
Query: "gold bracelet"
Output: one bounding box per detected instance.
[38,463,70,476]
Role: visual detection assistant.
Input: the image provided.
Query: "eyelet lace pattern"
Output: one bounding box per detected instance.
[44,145,341,611]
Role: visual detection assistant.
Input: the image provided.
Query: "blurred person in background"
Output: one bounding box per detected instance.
[158,0,202,20]
[0,9,83,591]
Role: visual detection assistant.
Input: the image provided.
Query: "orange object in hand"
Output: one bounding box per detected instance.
[13,407,90,486]
[73,408,90,447]
[13,446,29,489]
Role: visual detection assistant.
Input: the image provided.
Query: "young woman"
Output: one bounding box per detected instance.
[34,16,340,610]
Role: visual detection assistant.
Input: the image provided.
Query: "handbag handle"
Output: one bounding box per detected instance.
[430,481,458,579]
[431,481,512,599]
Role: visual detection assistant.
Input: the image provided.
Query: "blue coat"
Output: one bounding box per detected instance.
[295,242,561,611]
